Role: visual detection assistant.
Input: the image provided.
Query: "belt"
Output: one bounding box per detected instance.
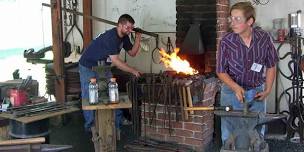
[242,84,262,91]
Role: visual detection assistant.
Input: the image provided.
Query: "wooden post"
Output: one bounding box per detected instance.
[97,109,116,152]
[82,0,92,49]
[50,0,66,103]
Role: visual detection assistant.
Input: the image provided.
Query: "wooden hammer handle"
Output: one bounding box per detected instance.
[184,107,215,111]
[0,137,45,146]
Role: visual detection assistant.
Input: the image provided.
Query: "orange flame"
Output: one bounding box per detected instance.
[159,48,198,75]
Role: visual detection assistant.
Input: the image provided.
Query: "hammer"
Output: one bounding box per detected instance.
[184,106,232,112]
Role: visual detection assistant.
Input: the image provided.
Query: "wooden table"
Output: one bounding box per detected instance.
[82,94,132,152]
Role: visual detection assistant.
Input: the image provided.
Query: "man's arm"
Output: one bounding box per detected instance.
[217,72,245,102]
[110,54,140,77]
[127,32,141,57]
[256,66,276,100]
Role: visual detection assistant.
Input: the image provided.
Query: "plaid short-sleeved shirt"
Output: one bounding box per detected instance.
[216,27,279,90]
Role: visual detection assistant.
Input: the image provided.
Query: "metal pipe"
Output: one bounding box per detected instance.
[42,3,159,38]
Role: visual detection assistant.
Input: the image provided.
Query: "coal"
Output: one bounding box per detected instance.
[266,139,304,152]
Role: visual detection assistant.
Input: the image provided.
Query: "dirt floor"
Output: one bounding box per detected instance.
[49,111,135,152]
[48,112,304,152]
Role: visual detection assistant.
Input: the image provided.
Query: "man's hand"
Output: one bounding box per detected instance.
[232,85,245,103]
[216,73,245,103]
[110,55,141,77]
[255,89,271,100]
[131,69,141,77]
[135,32,142,41]
[127,31,142,57]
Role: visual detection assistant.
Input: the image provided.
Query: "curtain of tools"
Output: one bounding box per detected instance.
[63,0,84,53]
[127,73,206,138]
[276,36,304,142]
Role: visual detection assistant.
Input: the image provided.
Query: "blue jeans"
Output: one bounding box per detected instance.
[79,63,123,131]
[220,84,266,143]
[79,64,98,131]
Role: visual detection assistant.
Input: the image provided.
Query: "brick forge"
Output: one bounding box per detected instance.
[138,0,230,150]
[141,77,220,151]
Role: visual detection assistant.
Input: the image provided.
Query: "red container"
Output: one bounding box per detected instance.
[277,29,286,42]
[10,89,28,107]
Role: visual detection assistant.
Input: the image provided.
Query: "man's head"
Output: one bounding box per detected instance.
[117,14,135,37]
[228,2,255,34]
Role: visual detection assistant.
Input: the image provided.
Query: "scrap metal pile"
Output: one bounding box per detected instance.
[45,63,81,97]
[127,72,208,137]
[124,137,193,152]
[1,101,79,118]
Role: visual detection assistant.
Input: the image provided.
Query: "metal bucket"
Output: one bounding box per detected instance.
[9,119,50,139]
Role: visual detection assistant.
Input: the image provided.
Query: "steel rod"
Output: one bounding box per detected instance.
[42,3,159,38]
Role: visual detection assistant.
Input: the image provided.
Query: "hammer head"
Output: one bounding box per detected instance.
[225,106,233,111]
[215,106,233,111]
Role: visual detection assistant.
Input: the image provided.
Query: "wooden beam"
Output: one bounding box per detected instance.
[50,0,66,103]
[83,0,92,49]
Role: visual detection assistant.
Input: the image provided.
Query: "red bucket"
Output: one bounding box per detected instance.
[10,89,28,107]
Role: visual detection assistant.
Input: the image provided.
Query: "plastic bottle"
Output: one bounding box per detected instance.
[89,78,98,104]
[108,78,119,103]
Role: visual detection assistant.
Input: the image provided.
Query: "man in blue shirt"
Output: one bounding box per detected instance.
[79,14,141,132]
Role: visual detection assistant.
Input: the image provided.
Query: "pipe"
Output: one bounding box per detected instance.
[42,3,159,38]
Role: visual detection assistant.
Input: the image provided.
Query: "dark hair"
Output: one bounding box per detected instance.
[230,2,256,23]
[118,14,135,24]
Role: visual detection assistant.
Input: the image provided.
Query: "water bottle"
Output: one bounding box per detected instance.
[89,78,98,104]
[108,78,119,103]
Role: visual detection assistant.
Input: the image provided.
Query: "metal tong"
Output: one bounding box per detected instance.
[18,76,32,90]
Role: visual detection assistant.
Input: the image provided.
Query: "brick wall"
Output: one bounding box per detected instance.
[142,77,220,151]
[216,0,230,48]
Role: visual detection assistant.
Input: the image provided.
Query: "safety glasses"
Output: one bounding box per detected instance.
[227,16,247,24]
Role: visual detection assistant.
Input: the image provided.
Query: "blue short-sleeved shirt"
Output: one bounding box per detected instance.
[79,28,133,68]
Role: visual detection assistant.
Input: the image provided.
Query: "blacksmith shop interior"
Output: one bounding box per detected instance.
[1,0,304,152]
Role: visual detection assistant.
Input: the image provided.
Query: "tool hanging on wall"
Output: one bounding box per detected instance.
[166,37,174,54]
[63,0,84,54]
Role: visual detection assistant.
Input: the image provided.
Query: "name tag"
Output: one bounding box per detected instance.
[250,63,263,72]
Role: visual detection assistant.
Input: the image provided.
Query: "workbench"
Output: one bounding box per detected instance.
[0,107,79,124]
[82,93,132,152]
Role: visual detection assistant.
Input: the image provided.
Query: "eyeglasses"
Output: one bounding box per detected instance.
[123,24,134,31]
[227,16,246,24]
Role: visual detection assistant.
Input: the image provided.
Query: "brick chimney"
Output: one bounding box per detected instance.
[176,0,229,73]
